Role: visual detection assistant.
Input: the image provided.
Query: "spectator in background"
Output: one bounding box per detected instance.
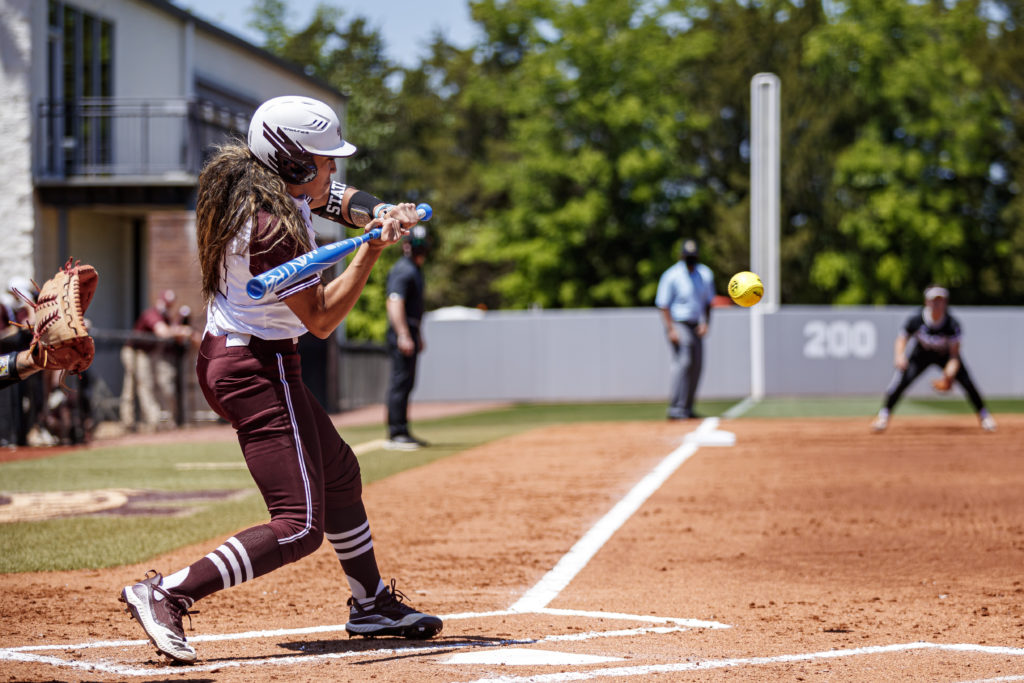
[384,225,430,450]
[167,304,199,425]
[120,289,177,433]
[655,238,716,420]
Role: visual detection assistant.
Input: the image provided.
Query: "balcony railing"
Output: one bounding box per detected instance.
[36,97,250,180]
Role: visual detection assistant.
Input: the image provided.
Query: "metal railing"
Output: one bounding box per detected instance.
[35,97,249,179]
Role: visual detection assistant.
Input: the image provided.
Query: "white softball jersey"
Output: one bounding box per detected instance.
[205,196,320,342]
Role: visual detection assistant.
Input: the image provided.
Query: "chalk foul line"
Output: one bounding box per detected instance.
[509,418,722,612]
[461,641,1024,683]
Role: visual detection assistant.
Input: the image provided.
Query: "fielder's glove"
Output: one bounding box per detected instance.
[13,258,98,378]
[931,375,953,393]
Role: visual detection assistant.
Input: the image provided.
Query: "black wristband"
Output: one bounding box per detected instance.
[0,350,22,381]
[347,190,384,227]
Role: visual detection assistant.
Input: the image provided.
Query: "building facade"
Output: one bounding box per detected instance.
[0,0,349,417]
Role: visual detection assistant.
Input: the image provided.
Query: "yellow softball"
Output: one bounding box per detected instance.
[728,271,764,307]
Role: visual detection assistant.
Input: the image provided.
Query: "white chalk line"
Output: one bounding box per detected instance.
[3,607,724,654]
[722,395,758,419]
[2,419,734,677]
[0,620,700,677]
[352,438,389,455]
[510,418,720,612]
[461,642,1024,683]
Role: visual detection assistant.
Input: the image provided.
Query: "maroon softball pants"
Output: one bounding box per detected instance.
[197,333,363,565]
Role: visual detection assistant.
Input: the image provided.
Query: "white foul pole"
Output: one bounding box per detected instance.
[749,73,780,400]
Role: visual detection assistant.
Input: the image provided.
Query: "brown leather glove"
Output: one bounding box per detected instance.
[18,259,98,377]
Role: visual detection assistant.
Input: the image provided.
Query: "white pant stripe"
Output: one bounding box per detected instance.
[274,352,313,545]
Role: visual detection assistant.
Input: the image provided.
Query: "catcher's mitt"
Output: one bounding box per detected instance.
[13,258,98,377]
[932,375,953,392]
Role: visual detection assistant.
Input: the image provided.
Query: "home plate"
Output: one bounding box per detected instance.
[444,648,625,666]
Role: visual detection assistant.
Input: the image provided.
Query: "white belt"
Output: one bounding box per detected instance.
[224,333,298,347]
[225,332,251,347]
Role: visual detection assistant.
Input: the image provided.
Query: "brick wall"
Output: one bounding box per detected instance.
[146,211,202,318]
[145,211,207,422]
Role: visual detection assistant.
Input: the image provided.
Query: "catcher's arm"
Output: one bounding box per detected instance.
[0,349,44,389]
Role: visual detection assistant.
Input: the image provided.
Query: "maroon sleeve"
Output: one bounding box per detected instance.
[134,308,164,333]
[249,210,319,298]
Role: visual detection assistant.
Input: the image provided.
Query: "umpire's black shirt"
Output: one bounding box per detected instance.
[386,256,424,329]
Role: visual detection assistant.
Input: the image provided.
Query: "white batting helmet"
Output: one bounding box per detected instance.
[247,96,356,184]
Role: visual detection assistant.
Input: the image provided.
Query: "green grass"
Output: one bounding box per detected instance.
[2,398,1022,573]
[740,396,1024,418]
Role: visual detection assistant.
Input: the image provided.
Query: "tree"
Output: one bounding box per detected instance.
[803,0,1017,303]
[245,0,1024,327]
[447,0,717,308]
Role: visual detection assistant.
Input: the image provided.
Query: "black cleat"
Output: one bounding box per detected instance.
[345,579,442,639]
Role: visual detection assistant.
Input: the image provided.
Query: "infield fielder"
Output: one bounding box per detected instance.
[872,285,996,433]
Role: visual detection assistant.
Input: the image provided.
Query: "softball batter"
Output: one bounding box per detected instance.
[872,285,996,432]
[119,96,441,663]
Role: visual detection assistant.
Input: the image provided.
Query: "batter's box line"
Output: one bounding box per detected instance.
[1,607,727,655]
[0,608,724,678]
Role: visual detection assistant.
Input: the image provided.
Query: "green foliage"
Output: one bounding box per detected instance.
[245,0,1024,335]
[802,0,1018,303]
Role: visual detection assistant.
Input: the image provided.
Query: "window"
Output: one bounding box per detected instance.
[46,0,114,172]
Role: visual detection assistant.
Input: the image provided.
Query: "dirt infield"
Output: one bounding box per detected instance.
[2,414,1023,681]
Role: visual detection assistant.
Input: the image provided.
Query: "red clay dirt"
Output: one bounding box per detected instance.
[1,414,1023,681]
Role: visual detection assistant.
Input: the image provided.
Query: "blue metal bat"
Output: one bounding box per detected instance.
[246,203,432,300]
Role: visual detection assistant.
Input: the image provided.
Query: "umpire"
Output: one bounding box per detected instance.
[384,225,430,450]
[872,285,996,432]
[655,238,716,420]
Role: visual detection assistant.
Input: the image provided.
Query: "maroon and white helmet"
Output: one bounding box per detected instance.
[247,96,356,184]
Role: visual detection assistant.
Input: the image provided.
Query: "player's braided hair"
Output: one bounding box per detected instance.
[196,140,314,302]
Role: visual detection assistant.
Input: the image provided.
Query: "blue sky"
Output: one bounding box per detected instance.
[171,0,479,67]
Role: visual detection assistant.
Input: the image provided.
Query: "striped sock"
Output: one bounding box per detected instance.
[166,525,282,603]
[326,519,384,602]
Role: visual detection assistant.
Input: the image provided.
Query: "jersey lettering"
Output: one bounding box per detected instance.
[322,181,346,217]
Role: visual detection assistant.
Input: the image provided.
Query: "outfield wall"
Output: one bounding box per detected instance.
[412,306,1024,402]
